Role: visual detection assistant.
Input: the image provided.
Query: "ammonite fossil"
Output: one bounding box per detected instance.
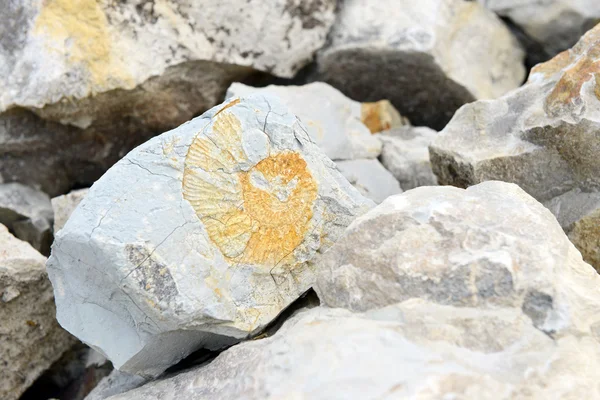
[182,99,318,269]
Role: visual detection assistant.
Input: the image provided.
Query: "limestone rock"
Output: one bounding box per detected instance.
[360,100,410,134]
[47,95,374,377]
[315,181,600,342]
[226,82,382,160]
[480,0,600,58]
[336,159,402,204]
[52,188,89,232]
[430,24,600,269]
[315,0,525,129]
[380,126,438,190]
[1,0,336,195]
[0,224,75,400]
[108,299,600,400]
[85,370,147,400]
[0,183,54,255]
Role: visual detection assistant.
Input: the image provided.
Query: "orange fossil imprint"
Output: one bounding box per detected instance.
[531,24,600,114]
[182,101,318,268]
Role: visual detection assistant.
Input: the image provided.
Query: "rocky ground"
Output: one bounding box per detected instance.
[2,1,600,399]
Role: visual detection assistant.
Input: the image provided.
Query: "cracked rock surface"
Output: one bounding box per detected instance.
[47,95,374,377]
[315,0,525,129]
[109,182,600,400]
[430,24,600,271]
[0,0,336,195]
[0,224,75,400]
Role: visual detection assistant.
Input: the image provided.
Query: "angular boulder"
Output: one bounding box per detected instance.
[315,0,525,129]
[480,0,600,59]
[316,182,600,340]
[336,159,402,204]
[430,23,600,270]
[379,126,438,190]
[1,0,336,195]
[108,299,600,400]
[47,95,374,377]
[0,224,75,400]
[0,183,54,255]
[52,188,89,232]
[226,82,383,161]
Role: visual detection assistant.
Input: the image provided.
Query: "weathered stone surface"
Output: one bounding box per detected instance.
[52,188,89,232]
[315,182,600,340]
[336,159,402,203]
[226,82,382,160]
[108,298,600,400]
[0,224,75,400]
[0,183,53,255]
[47,95,374,377]
[480,0,600,59]
[360,100,409,134]
[430,24,600,269]
[380,126,438,190]
[85,370,147,400]
[1,0,336,195]
[315,0,525,129]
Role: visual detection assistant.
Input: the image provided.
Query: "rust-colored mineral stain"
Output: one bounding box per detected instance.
[361,100,406,134]
[539,24,600,113]
[183,106,318,268]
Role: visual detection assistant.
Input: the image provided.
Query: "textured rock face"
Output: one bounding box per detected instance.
[315,0,525,129]
[0,224,75,400]
[430,23,600,270]
[336,159,402,204]
[380,126,438,190]
[109,300,600,400]
[315,182,600,336]
[1,0,336,195]
[47,95,374,377]
[226,82,383,161]
[480,0,600,58]
[52,188,89,232]
[0,183,54,255]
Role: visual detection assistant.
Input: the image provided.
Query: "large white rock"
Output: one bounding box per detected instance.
[379,126,438,190]
[480,0,600,58]
[226,82,382,161]
[108,299,600,400]
[315,0,525,129]
[47,95,374,377]
[1,0,336,195]
[0,224,75,400]
[429,23,600,271]
[336,159,402,204]
[315,181,600,342]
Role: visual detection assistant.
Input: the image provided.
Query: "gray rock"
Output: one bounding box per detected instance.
[1,0,336,195]
[47,95,374,377]
[429,24,600,270]
[379,126,438,190]
[315,181,600,342]
[480,0,600,58]
[0,224,75,400]
[107,299,600,400]
[226,82,382,161]
[336,159,402,204]
[315,0,525,129]
[0,183,53,255]
[85,370,147,400]
[52,188,89,232]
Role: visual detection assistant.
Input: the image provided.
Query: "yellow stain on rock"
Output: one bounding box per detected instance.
[183,103,318,269]
[531,24,600,113]
[361,100,407,134]
[33,0,133,92]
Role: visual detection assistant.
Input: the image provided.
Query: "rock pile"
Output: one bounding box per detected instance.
[2,2,600,399]
[430,23,600,271]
